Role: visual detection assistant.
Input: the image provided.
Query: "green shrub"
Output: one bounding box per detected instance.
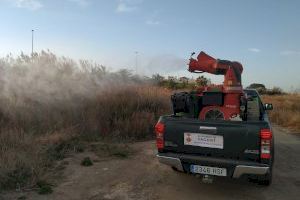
[37,180,53,195]
[81,157,93,166]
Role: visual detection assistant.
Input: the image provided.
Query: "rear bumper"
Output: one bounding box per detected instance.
[232,165,269,178]
[157,153,270,178]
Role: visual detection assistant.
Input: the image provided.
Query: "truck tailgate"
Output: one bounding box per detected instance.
[161,116,269,161]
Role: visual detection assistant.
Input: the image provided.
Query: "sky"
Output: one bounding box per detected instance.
[0,0,300,91]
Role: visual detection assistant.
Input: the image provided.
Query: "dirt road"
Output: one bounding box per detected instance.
[3,126,300,200]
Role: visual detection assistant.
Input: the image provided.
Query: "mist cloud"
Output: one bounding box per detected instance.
[142,54,187,75]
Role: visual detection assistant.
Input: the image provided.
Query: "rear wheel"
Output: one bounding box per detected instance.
[258,170,273,186]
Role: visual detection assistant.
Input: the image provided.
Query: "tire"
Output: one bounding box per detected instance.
[258,170,273,186]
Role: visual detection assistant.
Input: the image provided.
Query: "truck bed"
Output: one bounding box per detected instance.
[159,115,270,162]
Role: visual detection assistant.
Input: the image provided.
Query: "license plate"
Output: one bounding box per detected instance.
[184,132,223,149]
[190,165,227,176]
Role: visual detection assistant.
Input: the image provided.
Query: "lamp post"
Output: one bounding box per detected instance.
[135,51,138,75]
[31,29,34,56]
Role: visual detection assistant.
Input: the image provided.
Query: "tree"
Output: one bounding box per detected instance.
[247,83,266,89]
[247,83,267,94]
[196,75,210,87]
[152,73,164,84]
[267,87,284,95]
[167,79,177,89]
[117,69,133,79]
[247,83,285,95]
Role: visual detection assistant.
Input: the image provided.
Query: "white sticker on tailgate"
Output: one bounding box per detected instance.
[184,132,223,149]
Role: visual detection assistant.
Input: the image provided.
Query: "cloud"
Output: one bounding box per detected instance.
[68,0,89,7]
[116,0,141,13]
[145,10,161,25]
[11,0,43,10]
[280,50,300,56]
[146,19,160,25]
[116,3,136,13]
[248,48,261,53]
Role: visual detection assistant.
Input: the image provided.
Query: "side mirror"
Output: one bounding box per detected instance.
[264,103,273,111]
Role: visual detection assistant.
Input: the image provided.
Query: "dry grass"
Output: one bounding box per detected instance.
[262,94,300,132]
[0,86,171,191]
[0,52,171,191]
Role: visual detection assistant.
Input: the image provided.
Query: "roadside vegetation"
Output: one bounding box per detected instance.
[152,73,211,89]
[247,83,300,132]
[247,83,285,95]
[0,51,171,192]
[0,51,298,193]
[262,94,300,132]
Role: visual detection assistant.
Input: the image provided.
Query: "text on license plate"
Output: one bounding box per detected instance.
[184,132,223,149]
[190,165,227,176]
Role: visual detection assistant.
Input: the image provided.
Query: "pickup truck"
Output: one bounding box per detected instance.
[155,89,274,185]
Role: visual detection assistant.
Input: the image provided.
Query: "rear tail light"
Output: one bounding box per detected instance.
[260,129,272,159]
[155,122,165,150]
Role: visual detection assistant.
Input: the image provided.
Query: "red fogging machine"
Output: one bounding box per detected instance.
[171,51,247,121]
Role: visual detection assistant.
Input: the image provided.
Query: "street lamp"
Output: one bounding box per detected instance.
[31,29,34,55]
[135,51,138,75]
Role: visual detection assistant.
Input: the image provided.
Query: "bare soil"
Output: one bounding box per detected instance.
[2,126,300,200]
